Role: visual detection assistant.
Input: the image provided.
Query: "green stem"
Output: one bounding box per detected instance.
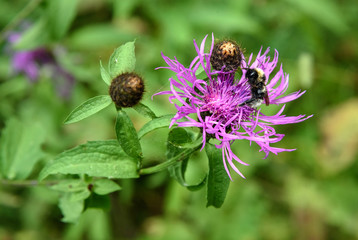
[0,0,43,44]
[139,140,203,175]
[0,179,58,187]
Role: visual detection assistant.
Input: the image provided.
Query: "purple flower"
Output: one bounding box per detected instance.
[6,31,75,99]
[155,34,312,180]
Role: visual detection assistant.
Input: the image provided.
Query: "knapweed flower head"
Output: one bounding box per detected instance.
[5,29,75,99]
[109,72,145,108]
[210,40,242,72]
[155,34,312,180]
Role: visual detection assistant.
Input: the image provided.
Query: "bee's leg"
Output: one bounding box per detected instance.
[239,98,255,107]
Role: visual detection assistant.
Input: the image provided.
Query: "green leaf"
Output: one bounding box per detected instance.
[132,103,157,119]
[84,194,111,211]
[67,24,135,50]
[187,176,207,191]
[167,128,205,190]
[205,143,230,208]
[113,0,138,18]
[100,60,111,85]
[0,77,27,98]
[51,179,91,202]
[188,5,261,34]
[64,95,112,124]
[167,161,188,186]
[51,179,88,192]
[14,17,50,50]
[39,140,140,181]
[108,40,136,78]
[48,0,79,39]
[138,114,175,139]
[69,189,91,202]
[115,110,142,159]
[285,0,349,35]
[59,193,84,223]
[93,179,121,195]
[0,118,45,180]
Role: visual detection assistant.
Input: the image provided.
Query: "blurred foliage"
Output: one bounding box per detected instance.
[0,0,357,239]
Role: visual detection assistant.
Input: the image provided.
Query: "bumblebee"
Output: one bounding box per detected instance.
[240,68,269,108]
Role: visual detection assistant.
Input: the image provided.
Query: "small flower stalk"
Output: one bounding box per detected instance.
[155,34,312,180]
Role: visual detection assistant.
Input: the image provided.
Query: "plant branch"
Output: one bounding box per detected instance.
[0,179,58,187]
[139,139,203,175]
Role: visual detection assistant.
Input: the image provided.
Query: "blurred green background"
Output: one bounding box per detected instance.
[0,0,357,239]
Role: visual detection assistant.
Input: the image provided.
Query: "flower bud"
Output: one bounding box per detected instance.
[109,72,144,108]
[210,40,242,72]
